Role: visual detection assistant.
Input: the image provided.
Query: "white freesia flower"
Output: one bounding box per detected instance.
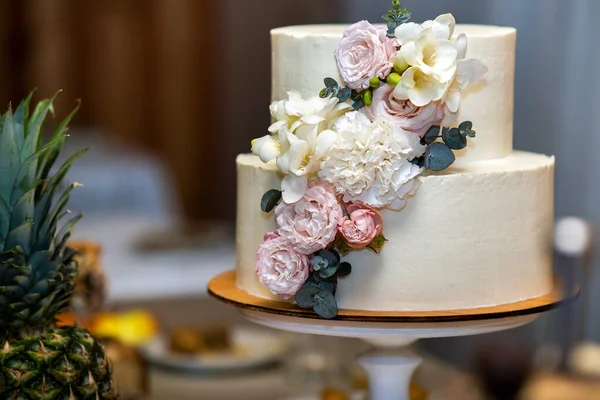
[251,91,352,204]
[393,66,448,107]
[251,135,280,163]
[318,111,425,210]
[393,13,488,115]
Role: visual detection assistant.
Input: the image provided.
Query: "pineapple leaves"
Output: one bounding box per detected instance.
[0,196,9,249]
[10,188,36,235]
[0,110,19,207]
[13,92,33,153]
[54,213,83,259]
[4,220,33,253]
[36,100,80,184]
[33,148,87,250]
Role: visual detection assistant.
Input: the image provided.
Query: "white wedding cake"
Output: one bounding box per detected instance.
[235,4,554,318]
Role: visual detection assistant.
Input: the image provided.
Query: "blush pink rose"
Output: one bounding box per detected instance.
[335,21,398,91]
[255,232,310,299]
[366,84,446,137]
[275,181,342,255]
[338,202,383,249]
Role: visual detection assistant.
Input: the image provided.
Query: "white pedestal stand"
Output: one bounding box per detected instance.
[241,309,539,400]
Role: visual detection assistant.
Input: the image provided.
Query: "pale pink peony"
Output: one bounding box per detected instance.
[338,202,383,249]
[335,21,398,91]
[255,232,310,299]
[275,181,342,255]
[366,83,446,137]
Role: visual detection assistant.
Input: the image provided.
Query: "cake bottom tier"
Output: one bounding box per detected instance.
[235,151,555,312]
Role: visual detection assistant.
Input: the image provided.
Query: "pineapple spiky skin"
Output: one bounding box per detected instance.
[0,93,84,342]
[0,324,117,399]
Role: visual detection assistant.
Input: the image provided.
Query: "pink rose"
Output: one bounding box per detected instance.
[338,202,383,249]
[275,181,342,255]
[335,21,398,91]
[255,232,310,299]
[366,84,446,137]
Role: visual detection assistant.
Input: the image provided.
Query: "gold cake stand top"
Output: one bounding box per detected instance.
[208,271,575,323]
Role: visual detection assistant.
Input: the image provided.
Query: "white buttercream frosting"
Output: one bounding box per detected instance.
[271,24,516,166]
[236,152,554,311]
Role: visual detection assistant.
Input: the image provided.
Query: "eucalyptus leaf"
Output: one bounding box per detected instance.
[337,262,352,278]
[303,273,336,294]
[324,78,339,91]
[295,286,318,308]
[425,143,455,171]
[319,264,339,279]
[319,249,340,265]
[352,98,365,110]
[260,189,282,213]
[459,121,474,136]
[336,88,352,103]
[423,126,440,145]
[319,88,329,99]
[442,127,467,150]
[313,290,338,319]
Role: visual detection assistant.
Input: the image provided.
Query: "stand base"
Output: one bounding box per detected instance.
[242,309,538,400]
[208,271,573,400]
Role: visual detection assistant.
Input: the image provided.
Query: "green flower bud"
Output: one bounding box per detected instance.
[363,89,373,106]
[387,72,401,86]
[393,56,409,74]
[369,76,381,88]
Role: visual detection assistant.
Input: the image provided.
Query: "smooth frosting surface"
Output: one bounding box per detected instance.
[271,24,516,165]
[235,153,555,311]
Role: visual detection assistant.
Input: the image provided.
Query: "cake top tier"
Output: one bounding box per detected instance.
[271,23,516,165]
[271,24,515,39]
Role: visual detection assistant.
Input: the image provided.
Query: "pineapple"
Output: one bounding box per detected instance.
[0,93,117,398]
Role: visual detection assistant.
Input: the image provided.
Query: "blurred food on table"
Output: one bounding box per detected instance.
[69,240,107,312]
[169,325,231,355]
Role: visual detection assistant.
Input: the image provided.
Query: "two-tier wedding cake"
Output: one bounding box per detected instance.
[235,2,554,318]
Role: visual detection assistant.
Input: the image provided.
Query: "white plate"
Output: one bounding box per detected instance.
[140,326,288,373]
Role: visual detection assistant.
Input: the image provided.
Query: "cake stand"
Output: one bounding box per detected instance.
[208,271,572,400]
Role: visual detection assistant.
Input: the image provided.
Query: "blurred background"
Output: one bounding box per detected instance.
[3,0,600,399]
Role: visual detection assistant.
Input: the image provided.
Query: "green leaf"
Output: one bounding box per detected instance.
[352,97,365,110]
[319,88,330,99]
[318,249,340,265]
[337,262,352,278]
[367,234,388,254]
[10,187,36,232]
[423,126,440,145]
[319,264,339,279]
[260,189,282,213]
[324,78,339,91]
[37,100,80,179]
[336,88,352,103]
[4,220,33,253]
[33,149,87,247]
[13,93,33,154]
[425,142,455,171]
[295,286,318,308]
[459,121,474,136]
[313,290,338,319]
[303,273,336,294]
[0,109,19,204]
[442,127,467,150]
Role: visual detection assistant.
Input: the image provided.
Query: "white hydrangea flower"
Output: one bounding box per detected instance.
[318,111,425,210]
[251,91,352,204]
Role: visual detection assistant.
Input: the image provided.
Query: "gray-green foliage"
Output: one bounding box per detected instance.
[0,93,85,340]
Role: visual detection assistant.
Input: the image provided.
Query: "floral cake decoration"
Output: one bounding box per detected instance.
[251,1,488,319]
